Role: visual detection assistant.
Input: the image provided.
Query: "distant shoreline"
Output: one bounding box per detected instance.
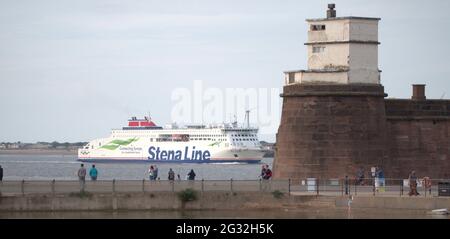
[0,149,77,155]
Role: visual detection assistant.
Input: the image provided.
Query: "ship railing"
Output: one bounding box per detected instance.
[1,178,449,197]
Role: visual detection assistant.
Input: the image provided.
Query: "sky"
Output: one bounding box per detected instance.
[1,0,449,143]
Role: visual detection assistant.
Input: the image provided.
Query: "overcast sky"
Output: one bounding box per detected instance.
[1,0,449,143]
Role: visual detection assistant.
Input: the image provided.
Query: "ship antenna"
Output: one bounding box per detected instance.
[245,110,250,128]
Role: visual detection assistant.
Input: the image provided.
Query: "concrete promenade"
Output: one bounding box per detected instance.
[1,191,449,212]
[1,179,449,212]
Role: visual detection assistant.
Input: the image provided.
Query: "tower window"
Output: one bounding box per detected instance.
[311,24,326,31]
[312,46,325,53]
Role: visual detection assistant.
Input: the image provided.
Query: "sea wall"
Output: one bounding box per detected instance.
[1,191,450,212]
[0,192,333,211]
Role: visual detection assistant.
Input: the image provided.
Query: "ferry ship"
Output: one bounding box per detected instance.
[78,114,264,163]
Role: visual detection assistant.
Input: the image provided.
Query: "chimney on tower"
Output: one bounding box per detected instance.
[412,84,426,100]
[327,3,336,18]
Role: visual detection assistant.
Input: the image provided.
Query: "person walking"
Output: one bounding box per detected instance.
[408,171,419,196]
[356,167,365,185]
[89,165,98,181]
[168,168,175,181]
[77,164,87,192]
[264,167,273,180]
[154,165,159,180]
[260,165,267,179]
[187,169,196,180]
[377,167,385,192]
[148,165,155,180]
[0,165,3,181]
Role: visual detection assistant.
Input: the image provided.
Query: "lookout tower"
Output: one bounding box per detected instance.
[285,3,381,85]
[273,4,390,179]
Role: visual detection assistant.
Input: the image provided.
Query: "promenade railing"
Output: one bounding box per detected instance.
[0,178,448,197]
[0,179,289,195]
[289,178,449,197]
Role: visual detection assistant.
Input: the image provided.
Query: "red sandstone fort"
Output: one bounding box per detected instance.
[273,4,450,180]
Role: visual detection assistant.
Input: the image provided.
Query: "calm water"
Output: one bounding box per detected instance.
[0,154,273,181]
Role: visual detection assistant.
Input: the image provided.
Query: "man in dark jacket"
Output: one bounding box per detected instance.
[187,169,196,180]
[0,165,3,181]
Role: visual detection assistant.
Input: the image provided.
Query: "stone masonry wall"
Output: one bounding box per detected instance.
[273,87,450,180]
[273,84,390,179]
[385,99,450,179]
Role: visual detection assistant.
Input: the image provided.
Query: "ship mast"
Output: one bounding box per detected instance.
[245,110,250,128]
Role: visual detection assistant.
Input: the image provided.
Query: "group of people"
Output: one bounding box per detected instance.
[260,164,272,180]
[149,166,196,181]
[77,164,98,181]
[354,166,432,196]
[354,166,385,191]
[408,170,432,196]
[77,164,98,192]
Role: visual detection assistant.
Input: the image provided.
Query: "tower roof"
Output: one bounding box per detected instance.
[306,16,381,22]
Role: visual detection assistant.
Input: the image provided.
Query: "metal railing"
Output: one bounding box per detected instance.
[289,178,450,197]
[0,178,448,197]
[0,179,289,195]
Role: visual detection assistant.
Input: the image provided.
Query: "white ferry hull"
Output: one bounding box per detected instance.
[78,117,265,164]
[78,138,264,164]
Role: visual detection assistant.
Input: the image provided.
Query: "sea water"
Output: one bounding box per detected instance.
[0,154,273,180]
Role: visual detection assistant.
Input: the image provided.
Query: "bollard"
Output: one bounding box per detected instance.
[259,178,262,192]
[344,176,349,195]
[424,181,427,197]
[51,179,55,195]
[288,178,291,195]
[230,178,233,192]
[142,179,145,193]
[316,179,319,196]
[21,180,25,196]
[400,183,403,196]
[112,179,116,194]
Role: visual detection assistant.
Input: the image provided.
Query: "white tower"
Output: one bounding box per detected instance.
[285,4,381,85]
